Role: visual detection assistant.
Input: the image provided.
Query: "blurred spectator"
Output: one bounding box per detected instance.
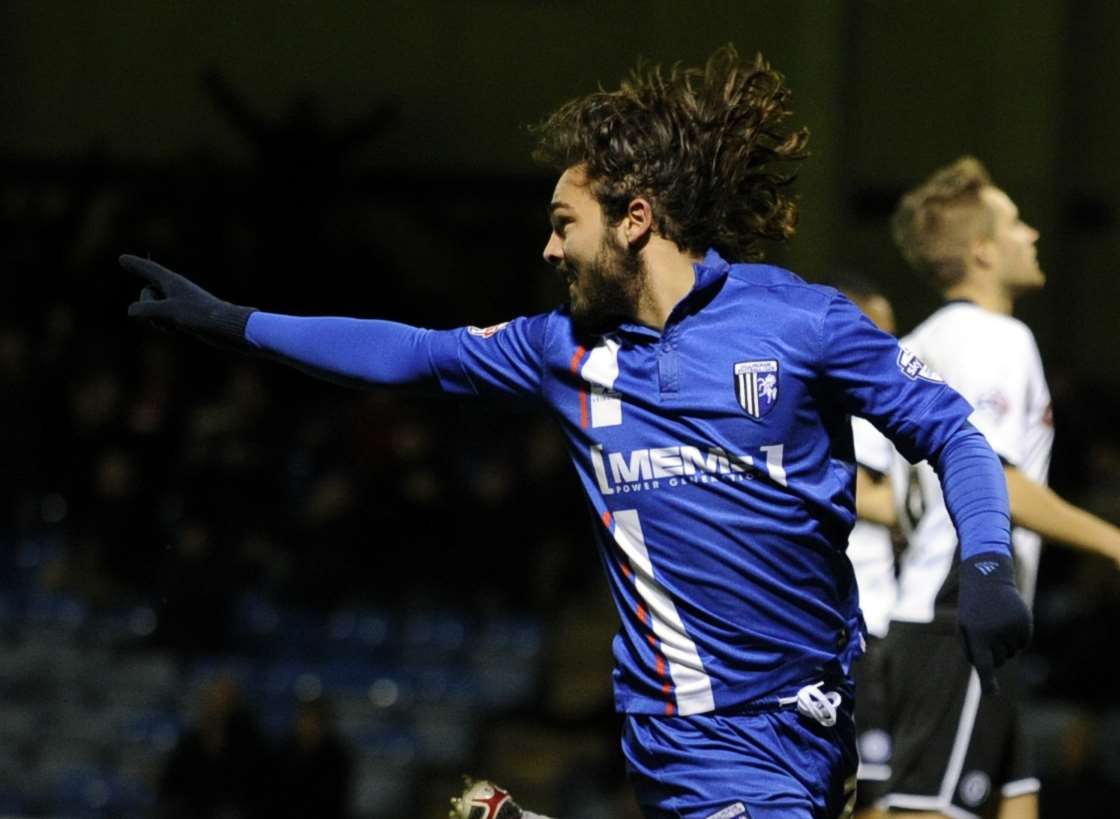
[0,320,41,529]
[272,698,353,819]
[150,518,237,655]
[158,675,272,819]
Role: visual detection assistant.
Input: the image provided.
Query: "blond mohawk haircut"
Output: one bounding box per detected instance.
[892,156,995,287]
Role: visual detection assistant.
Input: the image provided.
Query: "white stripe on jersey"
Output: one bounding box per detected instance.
[612,509,716,715]
[581,336,622,428]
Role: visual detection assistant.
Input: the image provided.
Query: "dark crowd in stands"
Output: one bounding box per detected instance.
[2,81,1120,817]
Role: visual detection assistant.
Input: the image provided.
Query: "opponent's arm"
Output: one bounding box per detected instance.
[855,466,897,528]
[1004,466,1120,568]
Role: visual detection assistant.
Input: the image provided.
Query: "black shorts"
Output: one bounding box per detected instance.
[879,620,1038,818]
[852,635,892,809]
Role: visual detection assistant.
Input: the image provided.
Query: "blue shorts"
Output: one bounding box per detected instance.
[622,698,858,819]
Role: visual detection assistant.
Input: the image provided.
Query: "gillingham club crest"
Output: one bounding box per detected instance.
[734,360,779,419]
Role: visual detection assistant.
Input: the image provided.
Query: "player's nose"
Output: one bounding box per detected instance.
[543,232,563,266]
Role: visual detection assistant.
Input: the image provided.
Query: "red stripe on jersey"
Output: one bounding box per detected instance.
[569,345,587,373]
[570,345,589,429]
[606,515,677,717]
[644,617,675,714]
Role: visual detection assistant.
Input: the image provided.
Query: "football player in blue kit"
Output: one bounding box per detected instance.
[121,48,1030,819]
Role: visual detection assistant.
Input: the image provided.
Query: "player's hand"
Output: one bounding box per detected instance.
[120,254,256,350]
[957,552,1032,695]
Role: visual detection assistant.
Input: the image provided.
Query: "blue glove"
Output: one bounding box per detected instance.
[121,255,255,350]
[958,551,1032,695]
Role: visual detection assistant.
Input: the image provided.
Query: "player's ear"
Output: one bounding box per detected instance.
[971,236,996,271]
[622,197,654,246]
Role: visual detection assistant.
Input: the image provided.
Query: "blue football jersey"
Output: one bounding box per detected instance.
[426,250,973,715]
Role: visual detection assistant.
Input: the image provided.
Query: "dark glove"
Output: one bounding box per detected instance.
[958,551,1032,695]
[120,254,255,350]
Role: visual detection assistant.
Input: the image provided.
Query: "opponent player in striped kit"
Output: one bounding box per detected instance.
[880,157,1120,819]
[121,52,1030,819]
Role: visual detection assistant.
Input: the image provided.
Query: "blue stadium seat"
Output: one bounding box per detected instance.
[50,766,113,818]
[49,765,153,819]
[0,786,25,814]
[324,607,396,658]
[117,707,182,752]
[233,593,332,658]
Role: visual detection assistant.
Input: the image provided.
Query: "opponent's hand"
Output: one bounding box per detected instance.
[957,552,1032,695]
[120,254,256,349]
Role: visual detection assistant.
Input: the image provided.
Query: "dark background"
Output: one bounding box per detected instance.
[2,2,1119,817]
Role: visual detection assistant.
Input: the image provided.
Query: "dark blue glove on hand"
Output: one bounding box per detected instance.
[958,551,1032,695]
[120,254,255,350]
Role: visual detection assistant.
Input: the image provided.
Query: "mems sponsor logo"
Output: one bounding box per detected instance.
[590,443,786,495]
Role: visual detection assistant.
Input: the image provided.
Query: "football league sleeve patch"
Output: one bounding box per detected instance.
[428,313,550,399]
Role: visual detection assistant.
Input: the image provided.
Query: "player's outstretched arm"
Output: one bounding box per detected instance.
[121,254,445,388]
[122,255,549,397]
[1004,466,1120,569]
[928,421,1032,695]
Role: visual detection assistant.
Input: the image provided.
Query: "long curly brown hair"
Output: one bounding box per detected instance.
[532,46,809,262]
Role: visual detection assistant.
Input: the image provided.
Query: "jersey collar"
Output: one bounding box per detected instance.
[610,248,731,339]
[693,247,733,293]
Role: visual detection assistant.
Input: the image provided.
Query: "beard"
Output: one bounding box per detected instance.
[560,230,644,335]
